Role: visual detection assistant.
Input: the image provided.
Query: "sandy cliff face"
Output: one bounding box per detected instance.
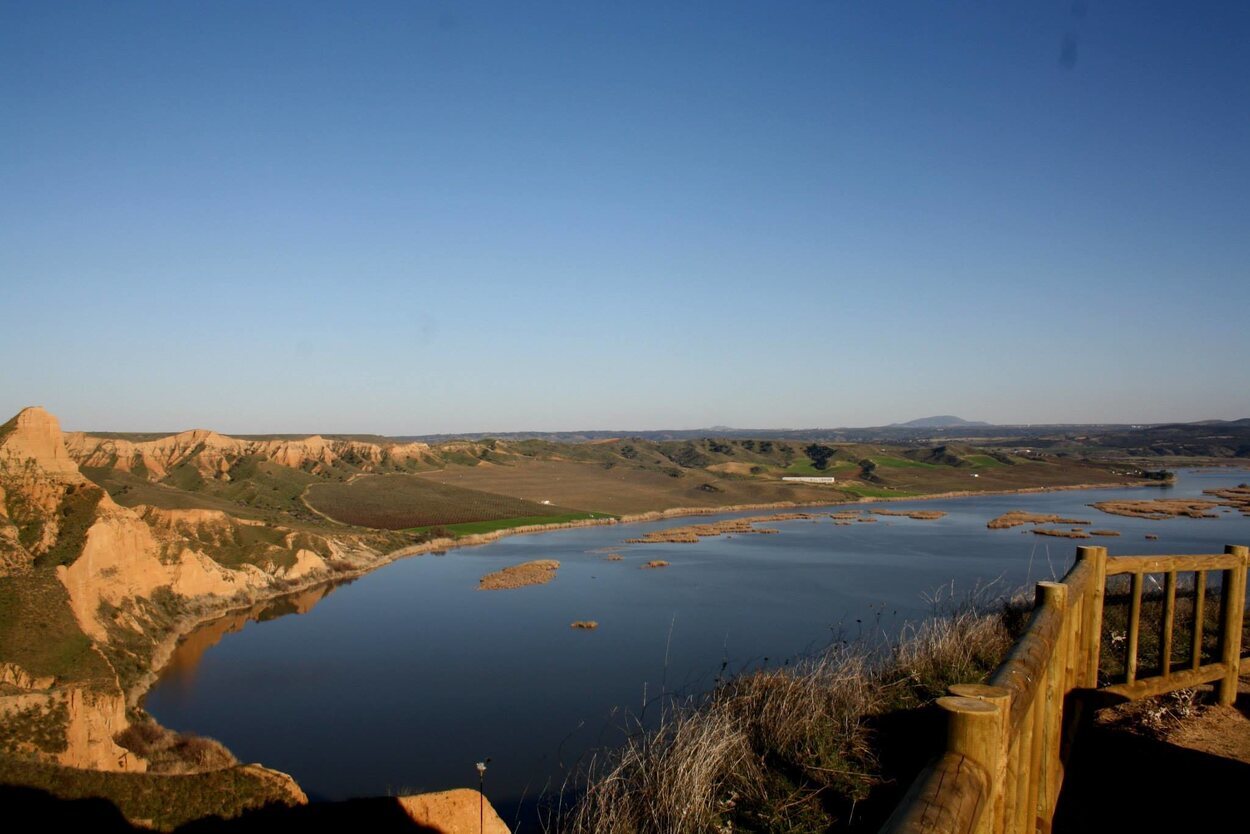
[0,407,81,478]
[62,687,146,771]
[0,407,94,568]
[64,427,432,481]
[0,407,360,773]
[0,676,145,772]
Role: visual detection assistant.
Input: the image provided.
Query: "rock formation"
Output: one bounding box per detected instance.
[64,426,433,482]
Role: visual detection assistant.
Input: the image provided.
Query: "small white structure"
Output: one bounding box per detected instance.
[781,476,837,484]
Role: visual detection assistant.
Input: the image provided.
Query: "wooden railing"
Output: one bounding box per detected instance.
[881,544,1249,834]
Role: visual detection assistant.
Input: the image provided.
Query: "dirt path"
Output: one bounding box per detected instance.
[1055,672,1250,832]
[1164,672,1250,763]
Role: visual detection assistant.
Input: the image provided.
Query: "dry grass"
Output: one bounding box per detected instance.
[1031,528,1091,539]
[114,719,236,773]
[477,559,560,590]
[552,601,1015,833]
[624,513,812,544]
[1089,529,1121,537]
[1090,499,1222,520]
[571,621,599,630]
[987,511,1090,529]
[871,509,947,520]
[642,560,670,569]
[1203,485,1250,515]
[603,554,625,562]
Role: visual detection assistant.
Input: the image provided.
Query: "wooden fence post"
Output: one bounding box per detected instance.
[1075,546,1107,688]
[949,684,1012,834]
[1216,545,1248,706]
[1035,581,1068,829]
[938,693,1007,834]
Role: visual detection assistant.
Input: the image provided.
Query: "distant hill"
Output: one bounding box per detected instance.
[891,416,989,429]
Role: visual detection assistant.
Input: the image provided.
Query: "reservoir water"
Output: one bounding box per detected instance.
[145,469,1250,816]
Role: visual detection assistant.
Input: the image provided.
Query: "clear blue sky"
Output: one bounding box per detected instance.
[2,1,1247,434]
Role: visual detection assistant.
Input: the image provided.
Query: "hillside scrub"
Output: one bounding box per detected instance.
[552,597,1017,833]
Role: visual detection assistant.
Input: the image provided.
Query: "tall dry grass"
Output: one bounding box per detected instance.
[551,599,1017,834]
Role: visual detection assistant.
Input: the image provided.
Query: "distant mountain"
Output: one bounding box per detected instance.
[891,416,989,429]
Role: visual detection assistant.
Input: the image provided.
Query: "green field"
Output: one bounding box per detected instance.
[965,454,1009,468]
[305,474,590,530]
[871,455,941,469]
[413,511,613,536]
[783,458,852,476]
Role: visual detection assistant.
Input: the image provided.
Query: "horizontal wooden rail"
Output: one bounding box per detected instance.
[880,752,988,834]
[882,544,1249,834]
[1101,662,1229,700]
[1105,553,1242,575]
[988,586,1066,733]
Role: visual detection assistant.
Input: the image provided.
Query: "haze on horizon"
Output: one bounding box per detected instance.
[2,2,1247,436]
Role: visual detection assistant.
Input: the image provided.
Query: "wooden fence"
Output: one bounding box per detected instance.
[880,544,1249,834]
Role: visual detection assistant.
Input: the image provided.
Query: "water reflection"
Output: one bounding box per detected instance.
[159,583,345,693]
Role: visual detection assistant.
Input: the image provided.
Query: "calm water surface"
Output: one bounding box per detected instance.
[146,469,1250,814]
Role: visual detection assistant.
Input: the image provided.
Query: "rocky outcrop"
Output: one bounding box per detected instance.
[64,427,433,482]
[0,407,81,478]
[396,789,509,834]
[62,687,146,772]
[0,407,95,568]
[0,407,368,776]
[0,661,55,690]
[0,680,144,772]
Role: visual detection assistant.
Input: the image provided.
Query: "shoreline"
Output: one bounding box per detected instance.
[130,475,1170,783]
[134,478,1158,706]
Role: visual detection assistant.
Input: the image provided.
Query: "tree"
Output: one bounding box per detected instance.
[805,444,836,471]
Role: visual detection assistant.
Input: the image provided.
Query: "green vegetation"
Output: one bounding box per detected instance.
[411,511,612,537]
[871,455,941,469]
[306,474,589,530]
[0,700,68,755]
[153,519,304,571]
[33,485,103,569]
[0,571,114,687]
[965,454,1008,468]
[803,443,836,470]
[784,456,852,476]
[96,589,187,693]
[0,755,300,831]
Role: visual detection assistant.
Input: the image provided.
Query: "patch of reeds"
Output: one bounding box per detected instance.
[624,514,814,544]
[1031,528,1091,539]
[1090,499,1222,520]
[987,511,1090,529]
[871,510,947,521]
[478,559,560,590]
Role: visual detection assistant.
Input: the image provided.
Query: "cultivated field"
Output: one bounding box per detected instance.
[416,459,844,515]
[304,473,588,530]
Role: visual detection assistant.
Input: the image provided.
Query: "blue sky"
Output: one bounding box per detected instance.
[2,1,1247,434]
